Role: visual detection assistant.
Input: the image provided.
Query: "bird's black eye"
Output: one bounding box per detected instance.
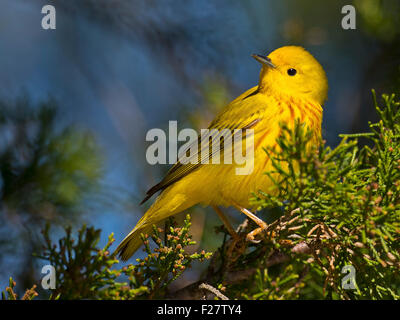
[287,68,297,76]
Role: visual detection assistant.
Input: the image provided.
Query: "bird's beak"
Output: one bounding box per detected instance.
[252,54,276,68]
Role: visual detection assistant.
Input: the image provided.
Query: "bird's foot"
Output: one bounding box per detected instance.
[246,227,264,243]
[231,201,269,243]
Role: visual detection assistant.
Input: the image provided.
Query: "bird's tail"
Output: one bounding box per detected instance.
[115,222,153,261]
[115,191,195,261]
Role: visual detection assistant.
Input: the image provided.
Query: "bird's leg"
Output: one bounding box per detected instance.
[231,201,268,243]
[212,205,245,261]
[212,205,239,240]
[231,201,267,229]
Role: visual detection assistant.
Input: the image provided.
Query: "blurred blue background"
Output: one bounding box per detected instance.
[0,0,399,293]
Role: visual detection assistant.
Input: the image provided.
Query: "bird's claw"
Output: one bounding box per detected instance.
[247,237,261,244]
[246,227,264,243]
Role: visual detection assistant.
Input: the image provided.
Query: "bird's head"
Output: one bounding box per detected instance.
[253,46,328,105]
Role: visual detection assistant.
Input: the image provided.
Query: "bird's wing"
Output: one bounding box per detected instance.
[140,86,265,204]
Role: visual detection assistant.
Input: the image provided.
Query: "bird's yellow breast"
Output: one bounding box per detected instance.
[182,92,323,209]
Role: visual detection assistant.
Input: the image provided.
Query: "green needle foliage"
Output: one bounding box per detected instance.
[2,91,399,300]
[221,90,400,299]
[1,215,211,300]
[1,278,38,300]
[134,216,212,299]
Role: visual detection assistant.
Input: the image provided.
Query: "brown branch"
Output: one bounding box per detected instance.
[199,283,229,300]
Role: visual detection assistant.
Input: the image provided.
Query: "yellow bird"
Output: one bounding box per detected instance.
[116,46,328,260]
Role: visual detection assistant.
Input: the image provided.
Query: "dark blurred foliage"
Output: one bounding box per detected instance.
[0,95,103,291]
[52,0,271,88]
[36,0,400,142]
[353,0,400,132]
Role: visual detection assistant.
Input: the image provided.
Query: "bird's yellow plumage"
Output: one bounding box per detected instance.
[116,46,328,260]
